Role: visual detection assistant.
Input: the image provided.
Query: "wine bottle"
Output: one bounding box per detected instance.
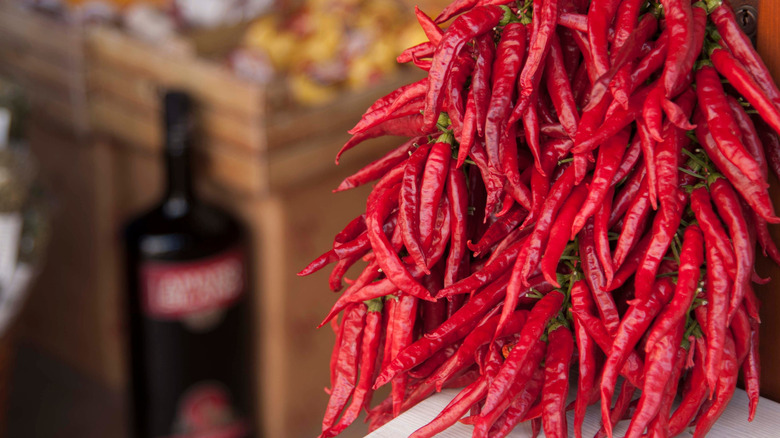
[124,91,255,438]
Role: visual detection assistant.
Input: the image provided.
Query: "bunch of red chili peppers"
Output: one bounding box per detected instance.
[300,0,779,436]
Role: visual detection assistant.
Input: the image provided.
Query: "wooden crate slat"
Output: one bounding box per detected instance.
[87,27,265,121]
[198,143,267,197]
[89,65,264,153]
[0,47,84,97]
[0,4,84,64]
[91,95,266,196]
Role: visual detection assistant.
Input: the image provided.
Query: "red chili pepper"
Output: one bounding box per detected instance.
[336,113,433,164]
[731,305,751,367]
[704,234,730,391]
[585,13,657,112]
[351,80,428,135]
[659,0,693,97]
[626,325,683,438]
[541,325,574,438]
[581,216,622,335]
[424,6,507,130]
[729,97,768,180]
[483,291,564,413]
[515,0,560,115]
[669,339,709,436]
[408,364,491,437]
[593,380,636,438]
[572,127,630,237]
[519,91,544,177]
[693,333,739,438]
[299,249,339,277]
[415,6,443,45]
[472,34,496,140]
[744,313,761,421]
[321,299,382,437]
[434,0,478,23]
[541,184,589,286]
[545,32,579,137]
[697,66,764,181]
[571,314,597,438]
[690,186,738,276]
[608,232,651,292]
[374,274,511,388]
[505,167,576,330]
[633,188,687,302]
[573,85,652,154]
[611,0,643,51]
[716,46,780,135]
[446,54,476,141]
[612,178,651,270]
[320,303,366,432]
[444,163,469,287]
[439,238,524,298]
[709,177,753,322]
[489,367,545,438]
[389,295,418,417]
[655,91,696,209]
[420,137,452,252]
[557,11,587,32]
[696,114,780,224]
[600,278,674,438]
[637,332,687,438]
[586,0,620,78]
[426,310,528,390]
[397,42,435,65]
[569,280,645,388]
[609,164,646,228]
[612,33,668,110]
[335,139,417,193]
[645,225,704,352]
[710,0,780,108]
[469,140,506,218]
[485,22,527,169]
[472,338,547,437]
[468,204,528,256]
[400,144,432,273]
[366,183,432,302]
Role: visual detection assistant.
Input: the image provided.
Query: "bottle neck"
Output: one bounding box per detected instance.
[163,122,194,217]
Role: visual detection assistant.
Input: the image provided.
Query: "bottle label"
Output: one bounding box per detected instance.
[165,382,250,438]
[141,248,245,323]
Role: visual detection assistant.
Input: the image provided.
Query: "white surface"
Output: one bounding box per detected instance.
[367,387,780,437]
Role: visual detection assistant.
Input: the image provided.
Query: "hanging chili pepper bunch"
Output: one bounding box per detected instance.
[300,0,780,436]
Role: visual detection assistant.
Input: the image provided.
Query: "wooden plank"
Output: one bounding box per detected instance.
[17,123,117,386]
[89,65,264,153]
[198,143,267,196]
[267,131,399,192]
[91,96,266,196]
[90,96,158,150]
[0,46,84,97]
[756,0,780,404]
[0,3,83,65]
[87,26,265,120]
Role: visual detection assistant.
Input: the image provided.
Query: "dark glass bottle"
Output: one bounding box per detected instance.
[124,91,255,438]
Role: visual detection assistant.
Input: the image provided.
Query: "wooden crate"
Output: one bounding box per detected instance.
[0,3,89,135]
[84,25,420,438]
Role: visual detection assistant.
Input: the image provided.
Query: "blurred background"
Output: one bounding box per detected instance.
[0,0,448,437]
